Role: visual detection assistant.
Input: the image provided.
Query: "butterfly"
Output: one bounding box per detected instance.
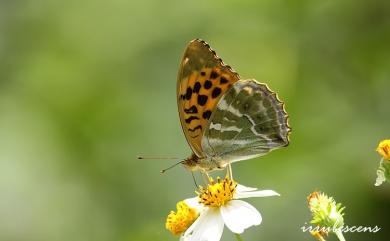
[177,39,291,172]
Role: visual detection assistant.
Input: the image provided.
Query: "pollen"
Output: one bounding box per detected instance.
[198,177,237,207]
[377,139,390,160]
[165,201,199,235]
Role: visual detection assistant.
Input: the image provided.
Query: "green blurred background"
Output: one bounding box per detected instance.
[1,0,389,241]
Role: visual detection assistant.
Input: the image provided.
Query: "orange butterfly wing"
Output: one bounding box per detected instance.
[177,39,240,157]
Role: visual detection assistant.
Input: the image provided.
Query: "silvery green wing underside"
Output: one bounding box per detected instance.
[201,79,290,164]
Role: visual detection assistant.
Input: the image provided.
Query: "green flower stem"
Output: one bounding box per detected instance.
[334,229,346,241]
[234,233,244,241]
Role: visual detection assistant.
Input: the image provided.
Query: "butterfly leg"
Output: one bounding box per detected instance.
[201,171,212,184]
[191,171,199,189]
[226,163,233,180]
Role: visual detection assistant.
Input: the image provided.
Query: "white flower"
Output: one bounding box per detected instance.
[174,177,280,241]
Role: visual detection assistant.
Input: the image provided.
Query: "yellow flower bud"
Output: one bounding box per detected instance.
[376,139,390,160]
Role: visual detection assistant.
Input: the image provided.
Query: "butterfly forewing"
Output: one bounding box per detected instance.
[202,79,290,163]
[177,39,240,157]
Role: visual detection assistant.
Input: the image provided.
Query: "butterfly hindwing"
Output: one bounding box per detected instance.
[202,79,290,163]
[177,39,240,157]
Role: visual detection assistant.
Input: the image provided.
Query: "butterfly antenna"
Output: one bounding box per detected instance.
[160,160,185,174]
[137,156,180,160]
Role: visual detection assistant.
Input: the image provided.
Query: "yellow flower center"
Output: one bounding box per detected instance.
[377,139,390,160]
[165,201,199,235]
[198,177,236,207]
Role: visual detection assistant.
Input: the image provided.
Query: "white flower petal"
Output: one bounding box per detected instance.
[184,197,203,211]
[182,208,224,241]
[236,184,258,192]
[220,200,262,234]
[234,189,280,199]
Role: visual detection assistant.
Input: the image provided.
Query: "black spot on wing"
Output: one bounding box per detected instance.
[212,87,222,98]
[184,105,198,114]
[197,95,208,106]
[193,82,201,93]
[210,71,219,79]
[202,110,212,120]
[220,77,228,84]
[188,125,202,132]
[204,80,212,89]
[185,87,192,100]
[185,116,199,124]
[200,71,206,76]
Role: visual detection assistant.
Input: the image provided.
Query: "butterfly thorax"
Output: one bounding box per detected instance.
[182,153,225,172]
